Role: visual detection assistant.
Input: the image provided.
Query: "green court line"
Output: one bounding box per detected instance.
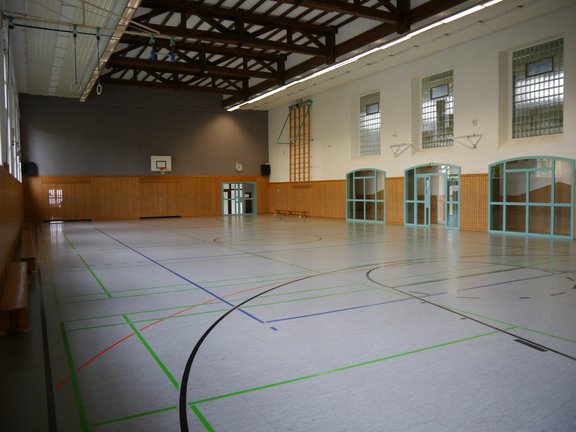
[63,282,374,324]
[60,322,90,432]
[190,329,509,405]
[59,286,197,305]
[77,254,113,299]
[68,285,400,332]
[200,270,311,287]
[191,405,216,432]
[123,315,179,389]
[70,308,231,332]
[519,327,576,344]
[93,329,509,428]
[62,232,76,249]
[91,405,177,427]
[448,307,576,344]
[61,283,189,298]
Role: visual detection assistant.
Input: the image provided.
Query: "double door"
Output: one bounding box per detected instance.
[405,165,460,228]
[222,182,256,215]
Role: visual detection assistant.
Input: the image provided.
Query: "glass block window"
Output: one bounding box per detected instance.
[512,38,563,138]
[421,71,453,148]
[359,92,381,156]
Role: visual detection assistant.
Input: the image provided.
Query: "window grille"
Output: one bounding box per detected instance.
[359,92,381,156]
[421,71,453,148]
[512,38,563,138]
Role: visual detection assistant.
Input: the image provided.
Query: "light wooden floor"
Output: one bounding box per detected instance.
[29,216,576,431]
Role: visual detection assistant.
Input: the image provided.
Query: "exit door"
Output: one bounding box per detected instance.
[405,164,460,229]
[222,183,256,215]
[416,175,431,226]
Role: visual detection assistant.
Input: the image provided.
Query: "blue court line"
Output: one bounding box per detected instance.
[458,271,574,292]
[267,291,447,323]
[94,228,265,324]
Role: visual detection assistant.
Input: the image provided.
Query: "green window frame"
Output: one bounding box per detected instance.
[404,164,460,229]
[489,157,574,238]
[222,182,257,216]
[346,169,386,223]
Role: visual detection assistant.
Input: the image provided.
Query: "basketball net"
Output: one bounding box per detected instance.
[159,167,166,175]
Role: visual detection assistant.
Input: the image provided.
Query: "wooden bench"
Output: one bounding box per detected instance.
[275,209,308,218]
[0,262,29,334]
[20,229,36,273]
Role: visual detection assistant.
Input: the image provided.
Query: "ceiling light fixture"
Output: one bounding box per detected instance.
[226,0,504,112]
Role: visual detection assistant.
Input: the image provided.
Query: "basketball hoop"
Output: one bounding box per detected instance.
[159,167,166,175]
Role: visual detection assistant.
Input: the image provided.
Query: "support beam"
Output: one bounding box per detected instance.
[142,23,330,57]
[273,0,401,23]
[108,56,282,81]
[139,0,338,35]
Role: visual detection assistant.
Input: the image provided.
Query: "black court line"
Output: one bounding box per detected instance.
[515,339,548,352]
[178,262,392,432]
[550,292,566,296]
[179,257,576,431]
[365,266,576,363]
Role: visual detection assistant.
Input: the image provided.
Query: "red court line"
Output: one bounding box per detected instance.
[56,280,287,390]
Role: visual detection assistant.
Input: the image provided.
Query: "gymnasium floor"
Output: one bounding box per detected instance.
[36,216,576,431]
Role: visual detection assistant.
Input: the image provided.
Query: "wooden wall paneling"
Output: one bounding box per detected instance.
[385,177,404,224]
[256,177,270,215]
[460,174,488,232]
[39,177,92,221]
[179,176,220,217]
[23,176,43,222]
[91,177,139,220]
[138,176,181,218]
[0,167,24,283]
[269,180,345,219]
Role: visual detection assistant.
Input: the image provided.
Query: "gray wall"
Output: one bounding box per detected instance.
[20,86,268,176]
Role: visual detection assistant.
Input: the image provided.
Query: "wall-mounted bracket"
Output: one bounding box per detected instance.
[390,142,416,157]
[451,133,481,149]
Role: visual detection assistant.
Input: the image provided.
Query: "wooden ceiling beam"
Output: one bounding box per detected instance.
[100,77,241,95]
[108,56,282,81]
[143,23,329,57]
[223,0,471,107]
[273,0,401,23]
[120,35,287,62]
[140,0,338,34]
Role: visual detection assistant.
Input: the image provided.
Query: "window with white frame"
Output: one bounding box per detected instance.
[359,92,381,156]
[512,38,563,138]
[421,70,453,149]
[0,21,21,181]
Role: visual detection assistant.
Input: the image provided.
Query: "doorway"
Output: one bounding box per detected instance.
[222,182,256,215]
[405,164,460,228]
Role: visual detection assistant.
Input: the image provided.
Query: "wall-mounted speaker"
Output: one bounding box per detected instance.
[260,163,271,176]
[22,161,38,176]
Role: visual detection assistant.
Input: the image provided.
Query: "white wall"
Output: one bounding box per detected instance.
[268,4,576,181]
